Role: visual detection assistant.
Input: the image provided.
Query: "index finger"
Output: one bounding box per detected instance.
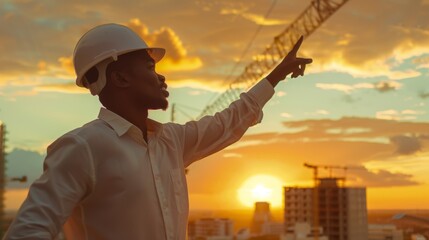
[291,35,304,54]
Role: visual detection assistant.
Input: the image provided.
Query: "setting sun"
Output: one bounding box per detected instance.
[252,184,271,199]
[237,175,284,208]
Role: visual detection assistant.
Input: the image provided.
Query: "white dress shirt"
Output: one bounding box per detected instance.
[4,79,274,240]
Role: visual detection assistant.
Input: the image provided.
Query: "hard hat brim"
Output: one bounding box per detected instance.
[75,47,165,88]
[146,47,165,63]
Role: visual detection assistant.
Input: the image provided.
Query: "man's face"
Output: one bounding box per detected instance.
[118,50,169,110]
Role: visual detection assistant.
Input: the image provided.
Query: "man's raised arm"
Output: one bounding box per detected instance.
[177,36,313,166]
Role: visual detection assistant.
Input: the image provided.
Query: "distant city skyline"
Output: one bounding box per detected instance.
[186,200,429,239]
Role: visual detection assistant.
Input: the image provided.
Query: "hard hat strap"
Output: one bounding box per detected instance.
[87,58,112,96]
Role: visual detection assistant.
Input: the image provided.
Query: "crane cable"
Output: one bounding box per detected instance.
[204,0,278,106]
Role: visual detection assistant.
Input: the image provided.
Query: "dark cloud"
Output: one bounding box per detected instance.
[418,91,429,99]
[342,94,361,103]
[348,167,419,187]
[390,135,422,155]
[374,81,399,93]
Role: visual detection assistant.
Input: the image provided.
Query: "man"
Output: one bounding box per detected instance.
[4,23,312,239]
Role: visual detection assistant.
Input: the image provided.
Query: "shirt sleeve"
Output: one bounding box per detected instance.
[3,134,95,240]
[182,78,274,166]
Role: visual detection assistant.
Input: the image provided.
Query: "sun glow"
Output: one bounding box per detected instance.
[252,184,271,199]
[237,175,284,208]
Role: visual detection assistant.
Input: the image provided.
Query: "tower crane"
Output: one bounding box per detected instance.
[305,163,364,186]
[304,162,364,240]
[197,0,350,119]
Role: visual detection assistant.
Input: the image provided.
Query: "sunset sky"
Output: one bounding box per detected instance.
[1,0,429,211]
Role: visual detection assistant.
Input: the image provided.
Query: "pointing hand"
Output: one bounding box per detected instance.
[266,35,312,86]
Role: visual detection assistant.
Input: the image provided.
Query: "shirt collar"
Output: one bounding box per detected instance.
[98,108,162,137]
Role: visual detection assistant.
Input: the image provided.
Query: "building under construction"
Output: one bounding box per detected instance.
[0,123,6,237]
[284,177,368,240]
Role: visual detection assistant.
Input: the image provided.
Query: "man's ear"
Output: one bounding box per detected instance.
[109,71,130,88]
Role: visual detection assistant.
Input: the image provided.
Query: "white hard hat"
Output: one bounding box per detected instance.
[73,23,165,95]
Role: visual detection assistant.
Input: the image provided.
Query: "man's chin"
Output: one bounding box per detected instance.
[161,100,169,111]
[161,104,168,111]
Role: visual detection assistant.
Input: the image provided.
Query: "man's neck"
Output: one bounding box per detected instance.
[106,105,149,142]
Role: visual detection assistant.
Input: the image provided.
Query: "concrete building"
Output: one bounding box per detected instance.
[284,178,368,240]
[249,201,285,239]
[188,218,234,240]
[368,224,403,240]
[261,222,284,236]
[281,222,328,240]
[391,213,429,239]
[236,228,251,240]
[251,202,273,235]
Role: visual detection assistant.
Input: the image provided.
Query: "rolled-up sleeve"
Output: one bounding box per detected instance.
[182,78,274,166]
[3,134,95,240]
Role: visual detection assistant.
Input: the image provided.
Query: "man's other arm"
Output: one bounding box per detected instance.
[3,134,94,240]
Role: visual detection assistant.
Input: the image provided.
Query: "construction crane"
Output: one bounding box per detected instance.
[197,0,350,119]
[304,162,363,239]
[171,103,200,123]
[305,163,364,185]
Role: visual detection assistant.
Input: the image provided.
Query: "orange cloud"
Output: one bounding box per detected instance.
[413,55,429,69]
[316,81,403,94]
[0,56,82,95]
[58,56,74,75]
[300,1,429,80]
[3,0,428,94]
[125,18,202,74]
[220,8,289,26]
[37,61,48,74]
[316,82,374,94]
[376,109,423,121]
[0,60,39,86]
[1,17,205,93]
[35,82,87,94]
